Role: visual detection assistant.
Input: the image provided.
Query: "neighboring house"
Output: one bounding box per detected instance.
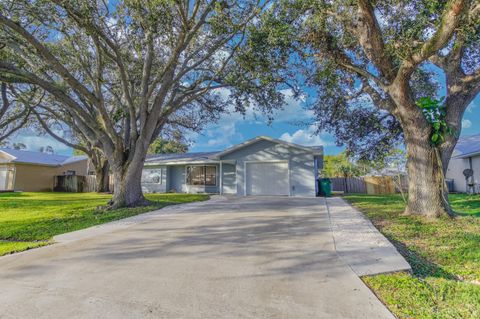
[0,149,89,192]
[142,136,324,197]
[446,134,480,193]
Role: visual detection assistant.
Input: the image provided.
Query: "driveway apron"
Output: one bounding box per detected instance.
[0,197,394,319]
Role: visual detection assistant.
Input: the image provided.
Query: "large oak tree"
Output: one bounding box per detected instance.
[0,0,282,207]
[311,0,480,217]
[262,0,479,217]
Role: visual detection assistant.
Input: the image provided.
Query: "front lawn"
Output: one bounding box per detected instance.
[344,193,480,319]
[0,192,209,256]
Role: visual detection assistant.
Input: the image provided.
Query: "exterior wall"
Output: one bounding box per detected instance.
[446,157,469,192]
[445,156,480,193]
[446,156,480,193]
[0,157,89,192]
[220,140,316,197]
[221,163,236,194]
[168,165,187,193]
[141,165,167,193]
[473,157,480,187]
[13,164,58,191]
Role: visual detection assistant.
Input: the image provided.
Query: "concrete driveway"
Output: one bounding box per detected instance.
[0,197,394,319]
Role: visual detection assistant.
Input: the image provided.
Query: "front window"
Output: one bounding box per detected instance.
[187,165,216,186]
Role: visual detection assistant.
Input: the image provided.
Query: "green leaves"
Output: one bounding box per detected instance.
[416,96,451,146]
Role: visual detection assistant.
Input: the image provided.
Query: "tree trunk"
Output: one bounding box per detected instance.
[108,141,151,208]
[95,160,110,193]
[403,126,454,218]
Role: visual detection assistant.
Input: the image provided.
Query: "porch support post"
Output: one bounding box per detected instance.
[314,156,319,196]
[219,161,223,195]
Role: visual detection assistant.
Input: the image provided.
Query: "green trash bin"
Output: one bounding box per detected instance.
[320,178,332,197]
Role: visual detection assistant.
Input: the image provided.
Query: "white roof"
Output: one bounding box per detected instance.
[452,135,480,158]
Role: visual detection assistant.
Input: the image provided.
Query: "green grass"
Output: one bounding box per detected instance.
[344,193,480,319]
[0,192,209,256]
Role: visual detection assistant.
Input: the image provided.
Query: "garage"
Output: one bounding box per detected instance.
[245,161,289,195]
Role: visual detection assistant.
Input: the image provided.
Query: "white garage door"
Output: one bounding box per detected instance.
[245,162,289,196]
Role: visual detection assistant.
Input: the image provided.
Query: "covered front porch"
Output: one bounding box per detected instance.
[142,160,236,195]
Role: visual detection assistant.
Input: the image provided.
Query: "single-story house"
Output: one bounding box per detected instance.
[0,148,89,192]
[142,136,324,197]
[446,134,480,193]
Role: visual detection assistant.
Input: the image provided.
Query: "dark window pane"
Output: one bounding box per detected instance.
[186,165,216,186]
[187,166,205,185]
[205,166,216,185]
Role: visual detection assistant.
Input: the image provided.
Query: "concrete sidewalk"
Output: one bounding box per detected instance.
[326,197,411,276]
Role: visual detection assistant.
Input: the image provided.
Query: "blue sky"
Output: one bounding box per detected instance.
[188,89,480,154]
[9,87,479,156]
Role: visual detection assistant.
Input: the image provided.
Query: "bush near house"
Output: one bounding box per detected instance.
[344,194,480,319]
[0,192,209,256]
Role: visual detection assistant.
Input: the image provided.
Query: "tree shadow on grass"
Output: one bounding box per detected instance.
[386,236,459,280]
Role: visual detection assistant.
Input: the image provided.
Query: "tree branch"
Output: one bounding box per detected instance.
[396,0,470,82]
[0,13,99,105]
[33,110,90,154]
[356,0,396,81]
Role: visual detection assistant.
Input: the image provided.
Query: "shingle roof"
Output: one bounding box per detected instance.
[0,148,87,166]
[452,135,480,158]
[145,136,324,165]
[213,136,323,158]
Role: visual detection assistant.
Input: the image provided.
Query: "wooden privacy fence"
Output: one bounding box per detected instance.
[330,176,409,195]
[54,175,114,192]
[330,177,366,193]
[54,175,97,192]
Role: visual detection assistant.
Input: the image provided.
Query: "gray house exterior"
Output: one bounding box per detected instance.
[142,136,323,197]
[446,134,480,193]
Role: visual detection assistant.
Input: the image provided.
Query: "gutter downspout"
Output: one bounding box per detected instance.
[314,156,319,196]
[469,157,474,192]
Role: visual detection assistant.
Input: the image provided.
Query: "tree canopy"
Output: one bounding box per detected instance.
[0,0,285,207]
[148,137,188,154]
[0,82,32,145]
[249,0,479,217]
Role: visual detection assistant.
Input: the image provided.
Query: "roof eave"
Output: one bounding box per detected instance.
[11,161,61,167]
[454,151,480,159]
[144,159,237,166]
[0,150,16,162]
[62,157,89,165]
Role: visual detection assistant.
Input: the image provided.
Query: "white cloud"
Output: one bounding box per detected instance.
[466,100,478,113]
[279,125,332,146]
[191,88,314,149]
[214,88,312,124]
[13,135,70,153]
[462,119,472,129]
[269,89,313,122]
[205,121,242,147]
